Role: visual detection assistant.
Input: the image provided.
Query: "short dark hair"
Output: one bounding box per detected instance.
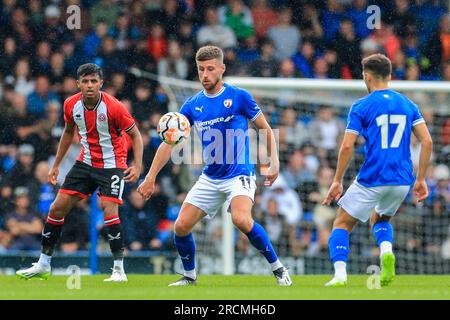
[196,45,223,63]
[362,53,392,79]
[77,63,103,79]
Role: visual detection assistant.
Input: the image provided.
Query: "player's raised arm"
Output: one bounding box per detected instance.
[322,132,358,205]
[412,122,433,202]
[48,122,76,185]
[137,142,174,200]
[124,125,143,183]
[253,113,279,186]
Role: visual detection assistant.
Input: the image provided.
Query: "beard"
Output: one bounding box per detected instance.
[202,78,219,91]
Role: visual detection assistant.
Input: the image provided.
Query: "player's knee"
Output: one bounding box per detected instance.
[49,201,67,218]
[231,214,252,233]
[174,219,192,236]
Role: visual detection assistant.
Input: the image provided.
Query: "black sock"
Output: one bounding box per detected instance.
[41,214,64,256]
[105,221,124,260]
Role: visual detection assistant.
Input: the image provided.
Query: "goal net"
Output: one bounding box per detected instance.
[129,67,450,275]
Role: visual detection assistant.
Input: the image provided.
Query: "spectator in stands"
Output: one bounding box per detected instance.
[250,38,278,77]
[59,201,89,252]
[308,105,345,153]
[312,57,330,79]
[94,36,127,74]
[281,149,315,190]
[121,189,164,251]
[26,74,59,119]
[27,161,55,217]
[32,41,52,76]
[347,0,373,39]
[369,20,401,62]
[236,35,260,64]
[309,167,336,252]
[331,18,362,79]
[197,7,237,49]
[296,3,323,41]
[261,174,303,227]
[218,0,255,41]
[11,58,35,97]
[292,40,315,79]
[39,5,69,49]
[0,36,19,78]
[7,144,36,189]
[90,0,120,27]
[147,23,168,62]
[321,0,347,42]
[425,13,450,76]
[385,0,416,39]
[260,198,291,256]
[159,0,185,38]
[267,7,300,60]
[83,19,109,60]
[157,39,188,80]
[4,187,43,250]
[108,13,140,52]
[279,108,310,150]
[9,7,36,56]
[250,0,278,39]
[49,52,67,91]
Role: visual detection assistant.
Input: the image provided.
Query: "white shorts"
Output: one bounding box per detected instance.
[184,174,257,219]
[338,181,411,222]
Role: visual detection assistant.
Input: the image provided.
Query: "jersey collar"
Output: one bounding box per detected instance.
[203,84,226,98]
[81,92,102,111]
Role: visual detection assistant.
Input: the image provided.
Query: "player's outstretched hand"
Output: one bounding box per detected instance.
[413,179,429,202]
[322,181,343,206]
[48,166,59,185]
[124,165,141,183]
[263,165,279,187]
[137,178,155,201]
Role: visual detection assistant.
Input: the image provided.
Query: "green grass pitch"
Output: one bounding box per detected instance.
[0,275,449,300]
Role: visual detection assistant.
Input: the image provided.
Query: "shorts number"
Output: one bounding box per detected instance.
[111,175,120,189]
[239,176,251,190]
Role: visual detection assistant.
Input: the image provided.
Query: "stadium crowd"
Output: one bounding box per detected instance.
[0,0,449,262]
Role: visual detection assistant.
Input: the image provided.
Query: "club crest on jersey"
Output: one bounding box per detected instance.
[98,113,107,122]
[223,99,233,108]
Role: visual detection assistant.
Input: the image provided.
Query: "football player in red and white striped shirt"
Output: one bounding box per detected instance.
[17,64,143,282]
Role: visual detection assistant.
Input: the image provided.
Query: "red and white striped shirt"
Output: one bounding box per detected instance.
[64,91,136,169]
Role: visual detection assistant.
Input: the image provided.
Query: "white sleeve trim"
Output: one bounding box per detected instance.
[345,129,360,135]
[412,119,425,127]
[251,110,262,122]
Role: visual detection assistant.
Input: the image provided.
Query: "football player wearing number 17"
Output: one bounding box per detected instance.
[322,54,433,287]
[137,46,292,286]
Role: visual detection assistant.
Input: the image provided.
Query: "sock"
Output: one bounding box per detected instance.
[113,259,124,270]
[105,216,124,261]
[41,213,64,256]
[245,222,278,264]
[270,259,283,272]
[38,253,52,267]
[174,233,196,277]
[328,228,349,273]
[373,221,394,257]
[334,261,347,280]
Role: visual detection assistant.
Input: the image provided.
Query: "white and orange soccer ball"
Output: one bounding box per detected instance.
[157,112,191,145]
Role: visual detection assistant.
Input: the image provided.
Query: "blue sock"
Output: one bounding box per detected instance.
[246,222,278,264]
[174,233,196,272]
[373,221,393,246]
[328,228,349,263]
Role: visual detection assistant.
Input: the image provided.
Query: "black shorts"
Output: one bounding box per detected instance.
[60,161,125,204]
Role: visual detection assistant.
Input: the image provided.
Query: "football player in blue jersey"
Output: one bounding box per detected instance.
[137,46,292,286]
[322,53,433,287]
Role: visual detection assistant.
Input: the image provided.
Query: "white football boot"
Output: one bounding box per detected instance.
[104,266,128,282]
[273,267,292,286]
[16,263,51,280]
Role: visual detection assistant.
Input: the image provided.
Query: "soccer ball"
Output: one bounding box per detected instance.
[157,112,191,145]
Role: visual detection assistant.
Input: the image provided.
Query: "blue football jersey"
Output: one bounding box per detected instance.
[346,89,425,187]
[179,82,262,179]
